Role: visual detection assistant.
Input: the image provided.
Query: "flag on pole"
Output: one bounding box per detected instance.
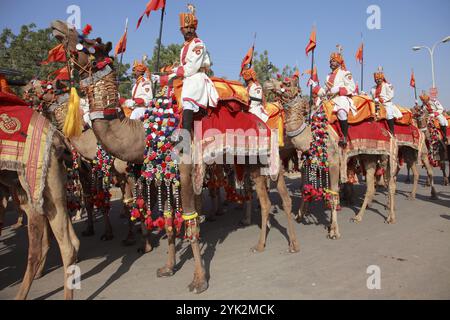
[52,66,70,81]
[305,27,317,56]
[410,70,416,88]
[304,66,318,86]
[240,45,254,75]
[41,44,66,65]
[137,0,166,29]
[356,43,363,64]
[115,20,128,57]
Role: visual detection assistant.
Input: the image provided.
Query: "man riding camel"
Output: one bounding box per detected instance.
[420,91,448,143]
[124,59,153,120]
[311,45,356,147]
[370,67,403,135]
[153,5,219,137]
[242,67,269,122]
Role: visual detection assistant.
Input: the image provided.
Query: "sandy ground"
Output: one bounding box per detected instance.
[1,168,450,300]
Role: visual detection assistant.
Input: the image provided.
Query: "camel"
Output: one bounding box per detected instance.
[413,105,450,186]
[51,19,299,294]
[30,78,143,249]
[264,78,398,231]
[0,94,79,299]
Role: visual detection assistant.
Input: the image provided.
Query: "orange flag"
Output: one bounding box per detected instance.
[410,70,416,88]
[41,44,66,65]
[305,27,316,56]
[304,66,318,85]
[115,29,128,57]
[356,43,363,64]
[52,66,70,81]
[137,0,166,29]
[240,46,254,75]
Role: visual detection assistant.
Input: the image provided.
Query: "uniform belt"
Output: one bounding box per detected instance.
[250,97,263,103]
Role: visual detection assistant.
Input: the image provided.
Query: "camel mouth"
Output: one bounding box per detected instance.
[51,21,69,42]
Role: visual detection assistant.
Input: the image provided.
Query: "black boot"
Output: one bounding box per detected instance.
[338,119,349,148]
[182,109,194,133]
[387,119,395,136]
[441,126,448,143]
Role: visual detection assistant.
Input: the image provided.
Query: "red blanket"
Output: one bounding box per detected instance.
[0,93,33,142]
[395,124,421,149]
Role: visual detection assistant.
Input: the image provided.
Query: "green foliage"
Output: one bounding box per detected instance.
[0,24,61,84]
[114,60,132,98]
[252,50,279,83]
[147,40,183,73]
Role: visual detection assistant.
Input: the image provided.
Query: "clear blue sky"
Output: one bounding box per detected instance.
[1,0,449,107]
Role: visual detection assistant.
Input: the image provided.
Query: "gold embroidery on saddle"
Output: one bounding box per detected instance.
[0,114,22,134]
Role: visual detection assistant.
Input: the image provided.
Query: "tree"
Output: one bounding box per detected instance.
[147,40,183,73]
[252,50,279,83]
[0,24,61,88]
[114,60,132,98]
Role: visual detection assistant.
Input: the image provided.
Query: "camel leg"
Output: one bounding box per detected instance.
[276,169,300,253]
[386,171,397,224]
[34,219,51,279]
[121,178,136,246]
[239,171,253,226]
[405,166,411,184]
[408,161,419,200]
[422,153,438,199]
[442,161,449,186]
[79,172,95,237]
[0,191,7,236]
[100,209,114,241]
[14,209,46,300]
[250,170,271,253]
[328,162,341,240]
[180,162,208,294]
[12,190,25,229]
[45,154,79,300]
[352,161,376,223]
[207,188,218,222]
[157,201,176,278]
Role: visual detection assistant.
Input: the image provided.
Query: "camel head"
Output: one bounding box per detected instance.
[51,20,113,78]
[264,78,299,104]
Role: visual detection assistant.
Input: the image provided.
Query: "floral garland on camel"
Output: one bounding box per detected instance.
[301,105,332,203]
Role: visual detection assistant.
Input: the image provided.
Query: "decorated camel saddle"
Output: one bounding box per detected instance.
[0,92,56,213]
[172,77,273,161]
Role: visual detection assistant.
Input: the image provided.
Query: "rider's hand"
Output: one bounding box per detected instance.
[151,74,160,84]
[330,86,339,95]
[125,99,135,108]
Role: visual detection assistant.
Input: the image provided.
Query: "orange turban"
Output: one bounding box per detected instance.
[242,68,257,82]
[179,13,198,29]
[419,92,430,103]
[374,67,387,82]
[0,74,12,94]
[330,52,346,70]
[133,60,149,75]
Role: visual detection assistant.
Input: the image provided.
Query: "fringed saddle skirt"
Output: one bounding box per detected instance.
[0,92,55,214]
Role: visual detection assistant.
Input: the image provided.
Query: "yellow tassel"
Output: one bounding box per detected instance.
[63,87,83,138]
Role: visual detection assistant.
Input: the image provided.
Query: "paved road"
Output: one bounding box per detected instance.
[1,168,449,300]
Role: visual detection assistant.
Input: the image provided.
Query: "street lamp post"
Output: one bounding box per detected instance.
[412,36,450,90]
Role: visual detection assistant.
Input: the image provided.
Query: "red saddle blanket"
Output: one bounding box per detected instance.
[0,93,33,142]
[395,124,421,149]
[330,120,392,157]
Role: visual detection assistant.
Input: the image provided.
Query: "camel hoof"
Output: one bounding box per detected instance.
[385,217,396,224]
[137,244,153,255]
[157,267,174,278]
[71,215,82,222]
[82,229,95,237]
[430,193,439,200]
[327,230,341,240]
[288,242,300,253]
[351,217,362,224]
[100,234,114,241]
[407,194,416,201]
[250,245,265,253]
[34,272,45,280]
[188,280,208,294]
[122,238,136,247]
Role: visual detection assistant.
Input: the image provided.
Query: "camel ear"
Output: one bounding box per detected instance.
[105,42,112,54]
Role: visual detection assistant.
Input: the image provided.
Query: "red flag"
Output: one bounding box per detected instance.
[115,29,128,56]
[305,66,318,86]
[52,66,70,81]
[356,43,363,64]
[305,27,316,56]
[410,70,416,88]
[41,44,66,65]
[293,69,300,79]
[137,0,166,29]
[240,46,254,75]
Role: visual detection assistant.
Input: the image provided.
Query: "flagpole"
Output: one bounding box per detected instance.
[309,48,315,108]
[412,69,417,101]
[360,33,364,93]
[153,6,166,95]
[119,18,128,67]
[249,32,257,69]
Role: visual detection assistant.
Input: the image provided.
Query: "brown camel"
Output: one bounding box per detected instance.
[413,106,450,186]
[264,78,398,232]
[35,79,140,247]
[0,124,79,300]
[51,19,299,294]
